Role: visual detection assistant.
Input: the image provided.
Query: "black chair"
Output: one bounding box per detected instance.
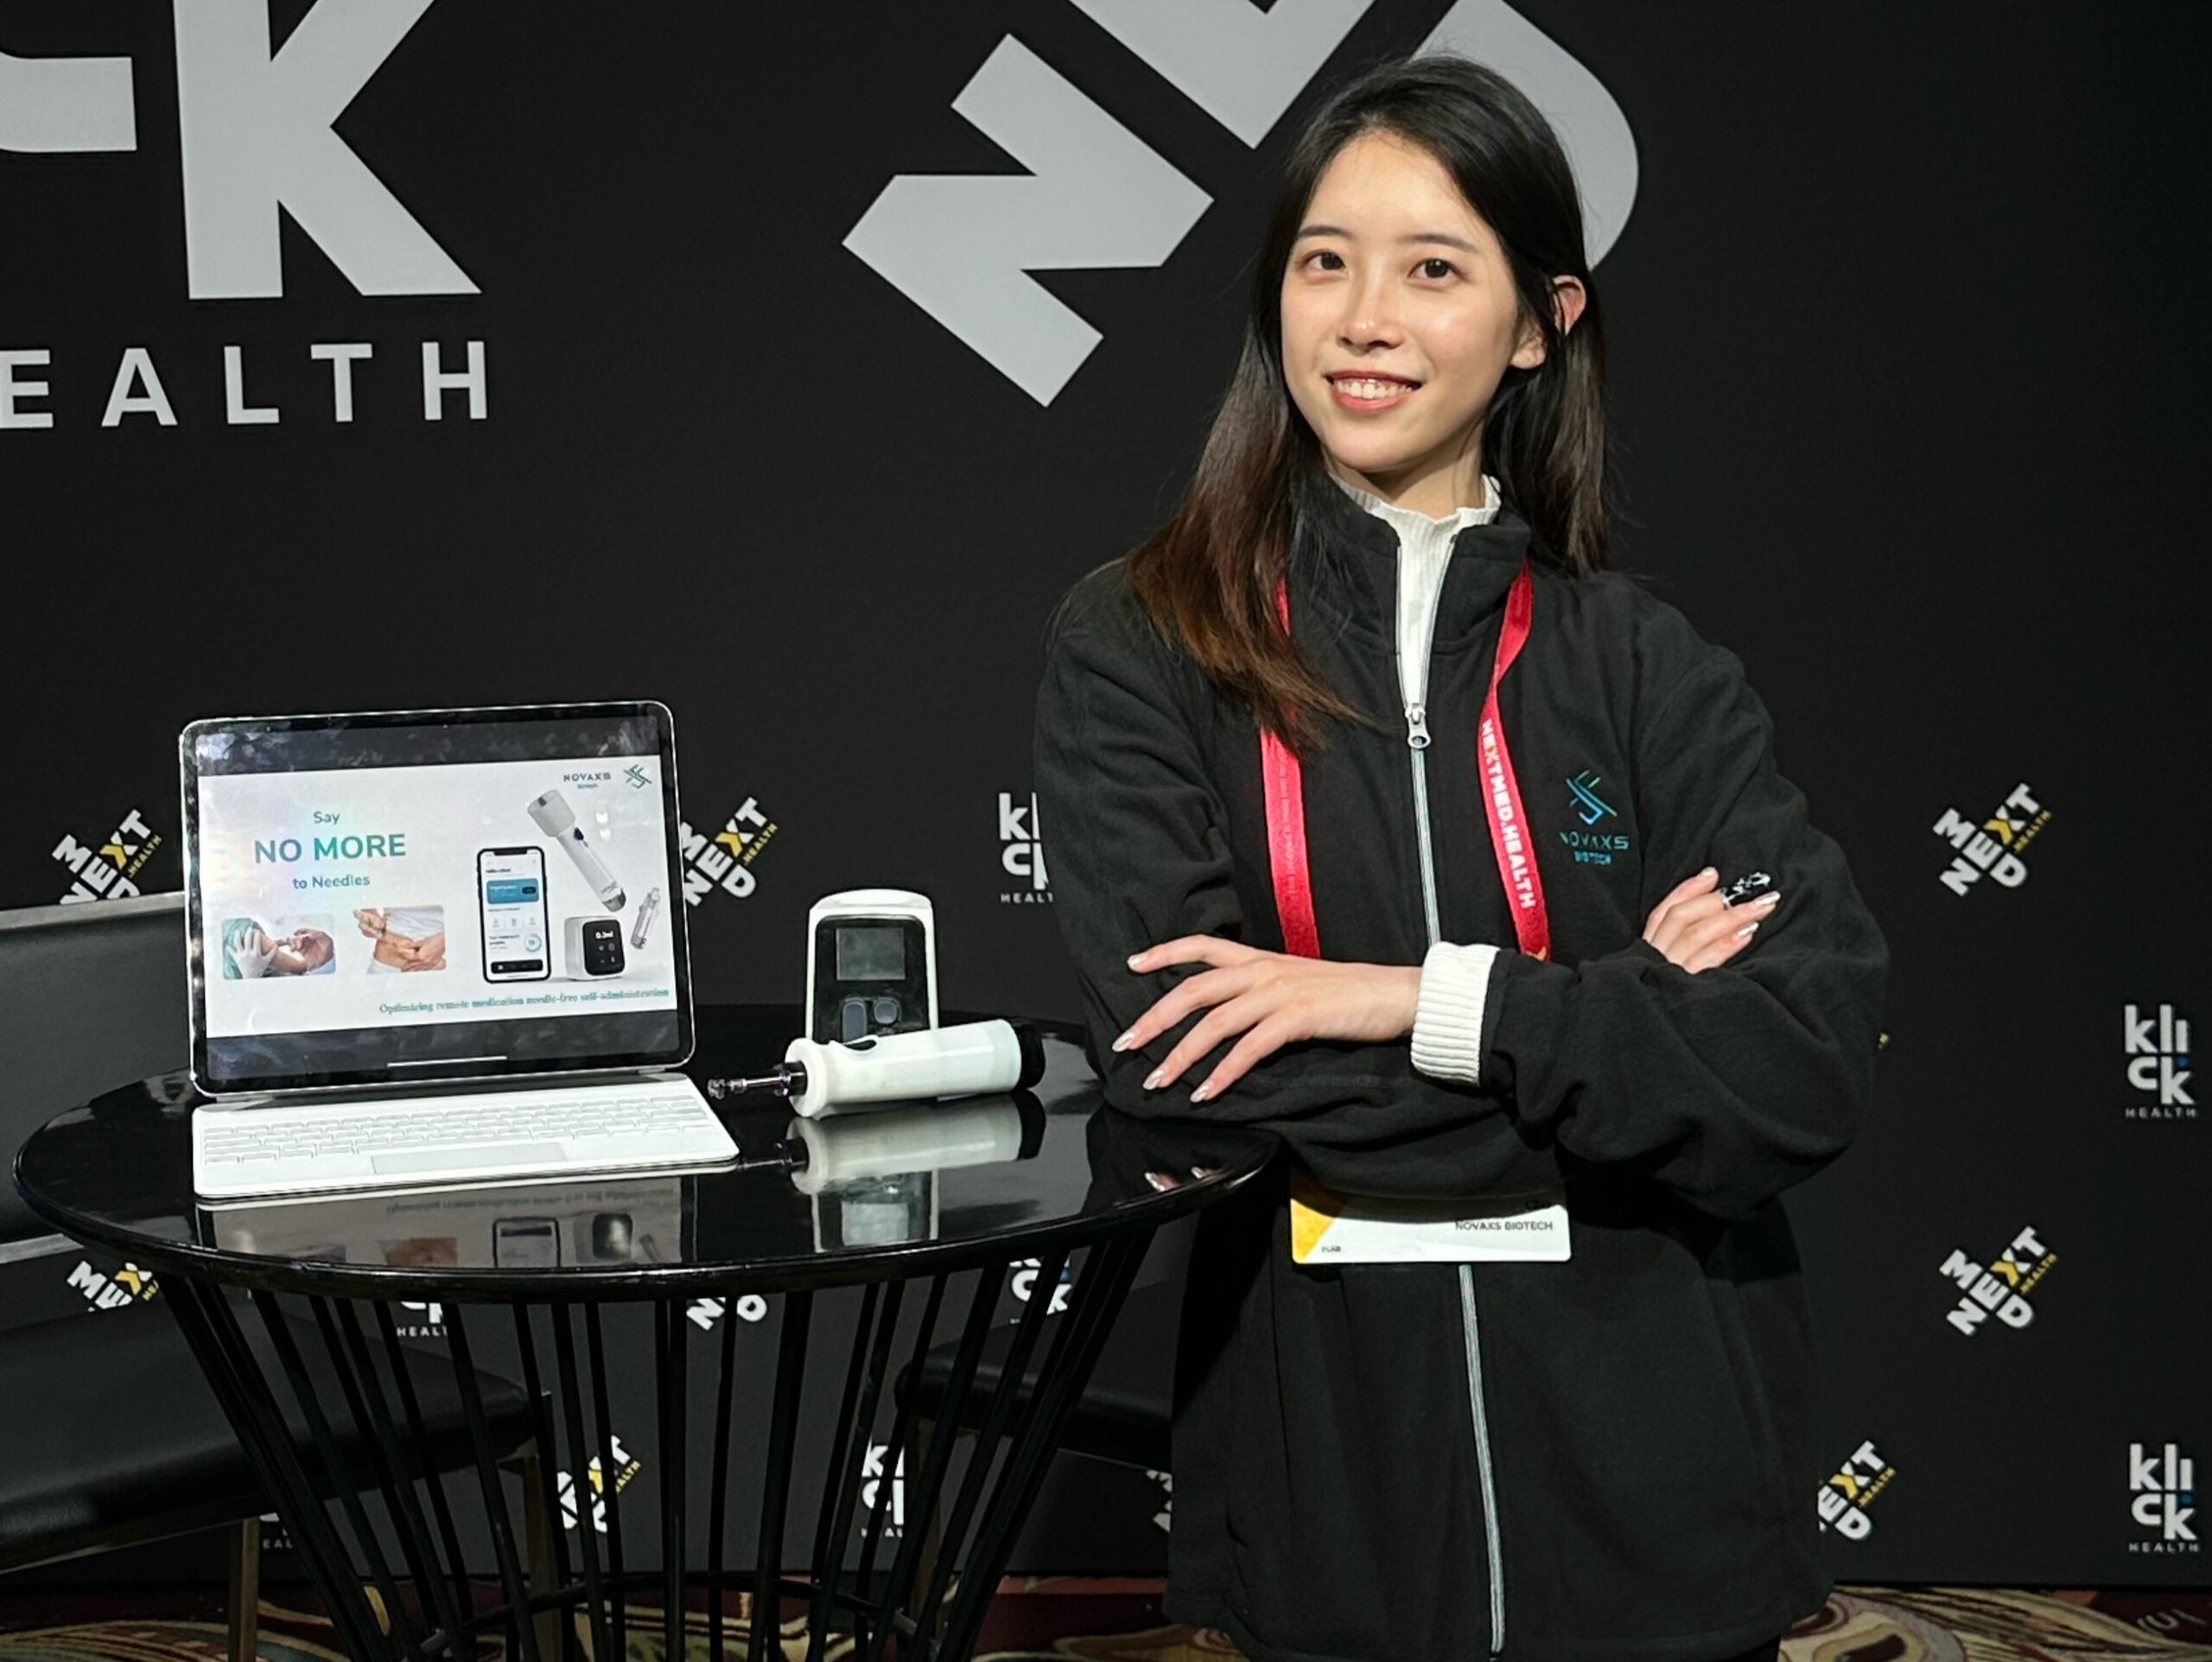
[0,896,540,1660]
[0,894,186,1243]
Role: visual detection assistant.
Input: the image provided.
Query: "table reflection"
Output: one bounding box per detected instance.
[792,1095,1044,1250]
[194,1091,1048,1269]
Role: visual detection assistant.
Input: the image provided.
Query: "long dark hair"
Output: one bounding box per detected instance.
[1128,54,1612,746]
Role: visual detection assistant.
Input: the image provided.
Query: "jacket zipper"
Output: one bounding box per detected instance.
[1459,1265,1506,1655]
[1395,556,1506,1658]
[1404,703,1442,943]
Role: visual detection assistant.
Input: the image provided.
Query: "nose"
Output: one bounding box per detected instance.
[1338,263,1405,351]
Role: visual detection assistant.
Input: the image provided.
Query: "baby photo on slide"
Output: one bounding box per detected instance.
[218,914,337,980]
[354,905,448,974]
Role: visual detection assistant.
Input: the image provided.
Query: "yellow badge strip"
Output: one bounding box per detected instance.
[1288,1167,1343,1262]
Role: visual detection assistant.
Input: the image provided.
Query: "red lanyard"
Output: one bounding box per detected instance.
[1263,560,1551,961]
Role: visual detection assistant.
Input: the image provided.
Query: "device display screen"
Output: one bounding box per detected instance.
[479,848,550,981]
[836,925,906,981]
[183,704,694,1094]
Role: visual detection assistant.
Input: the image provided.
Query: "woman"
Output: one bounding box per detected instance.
[354,905,448,973]
[1034,54,1887,1662]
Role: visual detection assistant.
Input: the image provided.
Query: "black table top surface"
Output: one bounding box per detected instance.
[12,1004,1274,1299]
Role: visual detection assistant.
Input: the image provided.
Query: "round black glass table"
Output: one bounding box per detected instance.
[12,1003,1272,1662]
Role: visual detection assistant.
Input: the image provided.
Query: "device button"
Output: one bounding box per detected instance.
[873,996,901,1025]
[840,998,870,1043]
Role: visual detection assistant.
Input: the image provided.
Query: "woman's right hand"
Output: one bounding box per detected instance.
[1643,868,1781,973]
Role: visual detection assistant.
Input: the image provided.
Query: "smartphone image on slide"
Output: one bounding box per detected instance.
[478,847,551,982]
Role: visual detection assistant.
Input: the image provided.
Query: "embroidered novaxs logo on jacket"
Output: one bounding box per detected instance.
[1932,781,2050,896]
[1815,1439,1896,1540]
[1936,1225,2056,1335]
[1559,770,1631,866]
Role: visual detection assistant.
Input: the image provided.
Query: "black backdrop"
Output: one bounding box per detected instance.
[3,0,2205,1586]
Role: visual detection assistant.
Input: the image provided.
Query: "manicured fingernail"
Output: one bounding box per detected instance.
[1111,1030,1135,1052]
[1143,1068,1166,1090]
[1756,891,1782,907]
[1144,1171,1174,1192]
[1192,1166,1215,1180]
[1700,866,1717,879]
[1189,1080,1214,1103]
[1734,920,1762,938]
[1127,954,1147,970]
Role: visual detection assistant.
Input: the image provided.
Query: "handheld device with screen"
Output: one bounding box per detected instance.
[806,889,938,1044]
[479,847,551,981]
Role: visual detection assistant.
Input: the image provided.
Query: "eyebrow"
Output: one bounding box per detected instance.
[1295,223,1481,254]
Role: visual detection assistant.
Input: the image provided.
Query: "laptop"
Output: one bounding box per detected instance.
[181,701,738,1201]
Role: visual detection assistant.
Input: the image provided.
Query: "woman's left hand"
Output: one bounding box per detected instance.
[1115,936,1420,1102]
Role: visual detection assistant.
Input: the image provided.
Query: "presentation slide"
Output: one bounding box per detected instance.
[196,756,679,1040]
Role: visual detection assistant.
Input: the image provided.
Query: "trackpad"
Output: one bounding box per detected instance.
[372,1143,568,1176]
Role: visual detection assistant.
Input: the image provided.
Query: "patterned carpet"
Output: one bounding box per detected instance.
[0,1582,2206,1661]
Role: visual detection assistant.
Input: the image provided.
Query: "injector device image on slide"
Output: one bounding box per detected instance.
[528,787,626,910]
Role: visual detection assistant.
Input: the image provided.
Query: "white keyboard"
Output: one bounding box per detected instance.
[192,1077,739,1200]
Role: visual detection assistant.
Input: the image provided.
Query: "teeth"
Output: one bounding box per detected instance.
[1337,377,1411,399]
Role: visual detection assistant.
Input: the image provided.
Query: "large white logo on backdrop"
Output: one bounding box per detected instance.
[0,0,474,299]
[844,0,1639,404]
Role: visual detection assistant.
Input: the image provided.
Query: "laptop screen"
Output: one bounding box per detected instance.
[182,703,693,1094]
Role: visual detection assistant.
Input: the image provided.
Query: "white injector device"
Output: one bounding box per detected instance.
[706,1018,1046,1119]
[527,787,626,911]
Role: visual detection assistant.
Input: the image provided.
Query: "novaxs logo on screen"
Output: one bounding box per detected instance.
[2,0,486,431]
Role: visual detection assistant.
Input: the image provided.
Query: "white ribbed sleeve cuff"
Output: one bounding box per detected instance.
[1410,941,1501,1085]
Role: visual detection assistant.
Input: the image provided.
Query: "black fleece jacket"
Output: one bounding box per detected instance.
[1033,483,1888,1662]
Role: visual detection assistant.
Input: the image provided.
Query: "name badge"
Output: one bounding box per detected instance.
[1289,1169,1571,1265]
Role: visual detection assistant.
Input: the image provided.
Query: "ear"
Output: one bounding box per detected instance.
[1510,276,1590,370]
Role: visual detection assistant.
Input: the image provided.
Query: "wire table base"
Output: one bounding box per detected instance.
[164,1227,1153,1662]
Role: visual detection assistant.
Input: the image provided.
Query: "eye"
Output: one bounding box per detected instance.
[1417,257,1459,281]
[1300,249,1345,272]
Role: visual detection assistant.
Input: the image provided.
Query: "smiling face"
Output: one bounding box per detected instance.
[1280,129,1547,518]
